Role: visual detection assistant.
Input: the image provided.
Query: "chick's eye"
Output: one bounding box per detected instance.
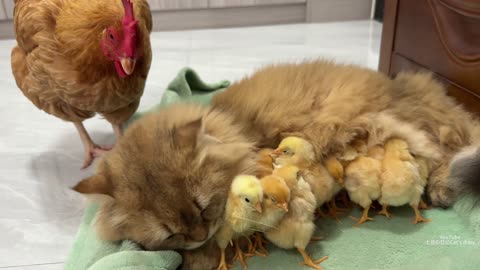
[166,234,175,240]
[245,198,250,203]
[271,197,276,203]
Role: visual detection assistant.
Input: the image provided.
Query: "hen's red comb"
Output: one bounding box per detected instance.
[122,0,135,21]
[121,0,138,59]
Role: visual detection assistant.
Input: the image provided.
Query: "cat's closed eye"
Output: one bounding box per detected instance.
[200,194,224,221]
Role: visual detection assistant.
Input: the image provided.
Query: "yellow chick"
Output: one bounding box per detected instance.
[255,148,275,178]
[344,158,382,225]
[215,175,263,270]
[379,139,431,224]
[265,165,328,270]
[250,174,291,256]
[324,156,344,185]
[414,155,431,210]
[273,136,344,220]
[339,141,383,226]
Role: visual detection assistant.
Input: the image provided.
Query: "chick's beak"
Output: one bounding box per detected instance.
[120,57,136,75]
[254,202,263,213]
[278,202,289,212]
[270,150,280,158]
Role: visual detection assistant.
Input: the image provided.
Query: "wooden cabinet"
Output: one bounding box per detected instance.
[379,0,480,115]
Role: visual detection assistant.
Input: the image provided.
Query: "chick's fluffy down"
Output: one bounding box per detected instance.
[344,156,382,209]
[265,177,316,249]
[380,162,423,207]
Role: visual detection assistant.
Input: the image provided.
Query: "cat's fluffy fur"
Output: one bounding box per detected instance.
[75,60,480,269]
[212,60,480,207]
[74,104,256,252]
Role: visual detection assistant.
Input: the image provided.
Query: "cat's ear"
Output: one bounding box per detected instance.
[72,174,113,197]
[175,117,254,166]
[173,118,221,148]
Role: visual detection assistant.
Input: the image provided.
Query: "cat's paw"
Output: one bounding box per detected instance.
[428,183,456,208]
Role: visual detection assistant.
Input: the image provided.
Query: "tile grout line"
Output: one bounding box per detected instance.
[0,262,63,269]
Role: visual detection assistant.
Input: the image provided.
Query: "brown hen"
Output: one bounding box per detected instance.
[11,0,152,168]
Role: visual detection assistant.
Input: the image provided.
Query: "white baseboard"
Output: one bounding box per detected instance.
[0,1,373,39]
[0,20,14,40]
[307,0,373,23]
[152,3,306,31]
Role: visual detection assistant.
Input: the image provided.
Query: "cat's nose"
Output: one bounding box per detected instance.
[189,225,209,242]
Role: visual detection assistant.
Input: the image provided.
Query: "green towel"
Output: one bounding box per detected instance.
[127,67,230,125]
[67,68,480,270]
[65,203,182,270]
[242,199,480,270]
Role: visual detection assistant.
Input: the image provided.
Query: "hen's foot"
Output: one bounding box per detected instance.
[82,144,112,169]
[74,122,113,169]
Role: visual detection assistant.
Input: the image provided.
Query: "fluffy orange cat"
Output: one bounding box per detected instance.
[74,60,480,269]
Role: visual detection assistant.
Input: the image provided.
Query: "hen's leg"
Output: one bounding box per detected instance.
[297,247,328,270]
[74,122,111,169]
[112,123,123,139]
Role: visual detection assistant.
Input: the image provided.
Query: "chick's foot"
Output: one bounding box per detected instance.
[418,200,432,210]
[411,205,431,224]
[377,205,393,219]
[252,233,268,257]
[350,205,374,226]
[297,248,328,270]
[217,248,232,270]
[232,241,249,270]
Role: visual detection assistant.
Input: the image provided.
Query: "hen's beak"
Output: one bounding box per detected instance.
[254,202,263,213]
[120,57,136,75]
[278,202,288,212]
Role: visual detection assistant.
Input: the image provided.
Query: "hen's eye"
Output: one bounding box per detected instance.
[245,198,250,203]
[109,34,115,40]
[166,234,175,240]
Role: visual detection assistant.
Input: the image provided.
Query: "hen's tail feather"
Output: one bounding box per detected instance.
[449,146,480,201]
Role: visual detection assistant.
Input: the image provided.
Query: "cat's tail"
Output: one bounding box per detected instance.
[449,145,480,201]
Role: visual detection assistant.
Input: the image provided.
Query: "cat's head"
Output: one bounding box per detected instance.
[74,104,256,250]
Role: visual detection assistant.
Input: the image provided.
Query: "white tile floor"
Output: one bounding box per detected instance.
[0,20,382,269]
